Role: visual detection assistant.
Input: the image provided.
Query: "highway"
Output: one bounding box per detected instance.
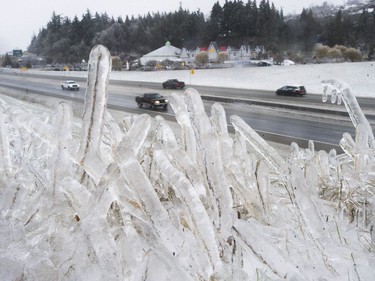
[1,71,374,151]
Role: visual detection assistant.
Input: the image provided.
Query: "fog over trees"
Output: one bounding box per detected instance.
[27,0,375,64]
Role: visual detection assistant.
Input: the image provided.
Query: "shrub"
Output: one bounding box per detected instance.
[333,44,347,54]
[111,56,123,71]
[314,45,362,62]
[217,52,228,63]
[290,52,304,64]
[315,46,330,59]
[195,51,209,65]
[343,47,362,62]
[327,47,342,59]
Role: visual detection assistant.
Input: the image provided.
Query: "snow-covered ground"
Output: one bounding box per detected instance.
[116,61,375,97]
[1,52,375,281]
[23,60,375,97]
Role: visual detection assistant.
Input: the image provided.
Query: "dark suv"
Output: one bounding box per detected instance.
[276,85,306,96]
[162,79,185,89]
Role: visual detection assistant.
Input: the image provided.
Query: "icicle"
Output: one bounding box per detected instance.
[321,79,375,148]
[168,92,198,163]
[170,89,233,239]
[330,88,338,104]
[100,111,126,164]
[185,89,233,237]
[230,115,288,175]
[233,220,305,280]
[308,140,315,155]
[340,132,356,158]
[76,45,112,184]
[289,142,301,166]
[210,102,234,165]
[50,102,75,196]
[370,196,375,247]
[153,147,222,277]
[154,115,179,151]
[0,107,11,174]
[354,124,370,174]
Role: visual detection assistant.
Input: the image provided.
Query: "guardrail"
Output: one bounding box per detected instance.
[200,95,375,121]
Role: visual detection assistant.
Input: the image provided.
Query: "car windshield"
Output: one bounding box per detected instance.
[145,93,162,99]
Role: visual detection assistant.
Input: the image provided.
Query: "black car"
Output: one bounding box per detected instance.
[162,79,185,89]
[135,93,168,109]
[276,85,306,96]
[257,61,272,67]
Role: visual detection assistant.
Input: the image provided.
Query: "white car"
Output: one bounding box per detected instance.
[61,80,80,91]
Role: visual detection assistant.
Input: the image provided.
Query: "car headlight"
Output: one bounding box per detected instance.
[165,99,168,103]
[155,101,160,104]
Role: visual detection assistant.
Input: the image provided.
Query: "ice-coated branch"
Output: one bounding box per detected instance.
[210,102,234,165]
[231,115,329,242]
[153,147,222,274]
[230,115,288,175]
[321,79,375,148]
[0,107,11,173]
[51,102,74,195]
[170,89,233,239]
[77,45,112,183]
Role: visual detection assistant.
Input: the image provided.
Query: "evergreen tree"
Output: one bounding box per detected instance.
[206,2,223,41]
[25,0,371,64]
[1,53,12,67]
[298,9,321,51]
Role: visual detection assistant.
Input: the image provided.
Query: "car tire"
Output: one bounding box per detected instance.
[137,102,142,108]
[61,85,64,90]
[163,84,166,89]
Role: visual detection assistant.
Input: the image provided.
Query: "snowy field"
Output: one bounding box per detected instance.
[25,60,375,97]
[1,48,375,281]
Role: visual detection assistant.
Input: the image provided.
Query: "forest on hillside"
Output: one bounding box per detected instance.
[27,0,375,64]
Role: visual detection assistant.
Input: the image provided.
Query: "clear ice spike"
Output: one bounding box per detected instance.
[76,45,112,183]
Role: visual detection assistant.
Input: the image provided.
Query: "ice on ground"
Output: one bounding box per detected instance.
[1,45,375,281]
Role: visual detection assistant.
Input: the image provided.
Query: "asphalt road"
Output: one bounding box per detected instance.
[1,71,373,151]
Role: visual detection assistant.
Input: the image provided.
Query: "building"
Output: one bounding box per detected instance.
[138,41,267,68]
[190,42,265,63]
[140,41,182,65]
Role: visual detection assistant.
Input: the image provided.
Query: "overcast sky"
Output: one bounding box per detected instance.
[0,0,345,54]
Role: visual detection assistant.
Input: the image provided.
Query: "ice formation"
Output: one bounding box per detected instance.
[1,45,375,280]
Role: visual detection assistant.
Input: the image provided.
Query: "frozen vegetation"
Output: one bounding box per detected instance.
[1,45,375,280]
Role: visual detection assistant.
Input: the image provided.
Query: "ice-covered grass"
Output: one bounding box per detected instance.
[1,46,375,280]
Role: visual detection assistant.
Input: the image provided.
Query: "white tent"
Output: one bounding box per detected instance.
[140,41,182,65]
